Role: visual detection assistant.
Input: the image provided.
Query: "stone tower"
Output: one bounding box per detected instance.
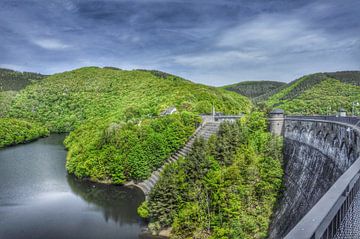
[269,109,285,136]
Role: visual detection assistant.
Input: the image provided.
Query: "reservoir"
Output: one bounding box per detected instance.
[0,134,146,239]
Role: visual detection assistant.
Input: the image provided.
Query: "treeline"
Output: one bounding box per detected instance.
[326,71,360,86]
[264,71,360,115]
[268,71,360,103]
[223,81,286,99]
[3,67,252,183]
[65,112,200,184]
[0,68,45,91]
[139,112,283,239]
[7,67,251,132]
[0,118,49,148]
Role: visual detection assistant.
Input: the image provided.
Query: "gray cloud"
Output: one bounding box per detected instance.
[0,0,359,85]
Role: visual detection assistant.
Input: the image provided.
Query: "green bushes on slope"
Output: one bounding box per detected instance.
[265,71,360,115]
[0,118,49,148]
[65,112,201,184]
[7,67,251,132]
[141,112,283,239]
[0,68,44,117]
[0,91,17,117]
[0,68,45,91]
[270,79,360,115]
[5,67,251,183]
[223,81,286,99]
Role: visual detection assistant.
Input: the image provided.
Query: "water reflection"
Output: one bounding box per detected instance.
[67,175,145,225]
[0,134,147,239]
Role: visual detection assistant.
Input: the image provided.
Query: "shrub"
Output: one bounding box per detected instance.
[0,118,49,148]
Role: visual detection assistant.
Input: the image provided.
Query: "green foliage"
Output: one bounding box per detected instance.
[7,67,251,132]
[65,112,201,183]
[0,68,45,117]
[138,201,150,219]
[264,71,360,115]
[0,118,49,148]
[145,112,283,238]
[0,91,17,117]
[222,81,286,99]
[0,68,45,91]
[325,71,360,86]
[267,78,360,115]
[5,66,251,183]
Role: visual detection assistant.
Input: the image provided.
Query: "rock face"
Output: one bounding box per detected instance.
[269,119,360,238]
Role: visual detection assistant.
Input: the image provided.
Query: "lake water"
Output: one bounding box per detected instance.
[0,134,147,239]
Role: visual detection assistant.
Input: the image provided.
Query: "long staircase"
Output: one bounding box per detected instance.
[127,122,220,195]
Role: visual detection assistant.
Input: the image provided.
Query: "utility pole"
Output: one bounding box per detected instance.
[352,102,359,116]
[212,103,215,122]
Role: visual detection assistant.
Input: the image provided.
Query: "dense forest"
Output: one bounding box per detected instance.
[65,112,201,183]
[7,67,250,132]
[139,113,283,238]
[4,66,251,183]
[222,81,286,99]
[0,68,45,117]
[0,68,45,91]
[265,71,360,115]
[0,66,285,238]
[0,118,49,148]
[222,71,360,115]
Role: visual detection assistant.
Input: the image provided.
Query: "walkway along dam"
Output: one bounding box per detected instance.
[269,111,360,239]
[128,110,360,239]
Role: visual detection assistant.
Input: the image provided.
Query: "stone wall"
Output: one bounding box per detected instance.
[269,119,360,238]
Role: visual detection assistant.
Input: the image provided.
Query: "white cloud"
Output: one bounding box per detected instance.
[32,38,70,50]
[217,14,358,55]
[174,50,267,68]
[173,13,359,72]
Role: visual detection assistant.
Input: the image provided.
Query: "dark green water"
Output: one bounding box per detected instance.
[0,134,146,239]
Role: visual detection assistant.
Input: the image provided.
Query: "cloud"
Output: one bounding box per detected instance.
[171,11,359,76]
[0,0,358,85]
[32,38,70,50]
[217,14,358,56]
[174,50,267,68]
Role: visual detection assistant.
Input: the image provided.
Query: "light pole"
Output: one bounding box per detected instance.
[352,102,359,116]
[327,106,331,115]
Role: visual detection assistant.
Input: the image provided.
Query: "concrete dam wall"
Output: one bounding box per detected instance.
[269,118,360,238]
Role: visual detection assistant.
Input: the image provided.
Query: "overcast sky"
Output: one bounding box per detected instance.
[0,0,359,86]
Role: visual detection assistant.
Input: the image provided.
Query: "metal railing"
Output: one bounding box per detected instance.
[286,115,360,126]
[319,174,360,239]
[284,116,360,239]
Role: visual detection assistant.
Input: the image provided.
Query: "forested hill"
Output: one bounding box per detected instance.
[5,66,252,184]
[0,68,45,91]
[7,67,251,132]
[265,71,360,115]
[222,81,286,99]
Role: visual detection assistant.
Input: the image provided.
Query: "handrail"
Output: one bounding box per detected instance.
[284,117,360,239]
[285,115,360,126]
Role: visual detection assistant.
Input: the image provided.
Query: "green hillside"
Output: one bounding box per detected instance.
[0,68,45,117]
[0,118,49,148]
[265,71,360,115]
[222,81,286,99]
[0,68,45,91]
[140,113,283,238]
[6,67,252,183]
[7,67,250,132]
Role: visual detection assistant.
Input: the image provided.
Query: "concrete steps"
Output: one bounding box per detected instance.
[128,122,220,195]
